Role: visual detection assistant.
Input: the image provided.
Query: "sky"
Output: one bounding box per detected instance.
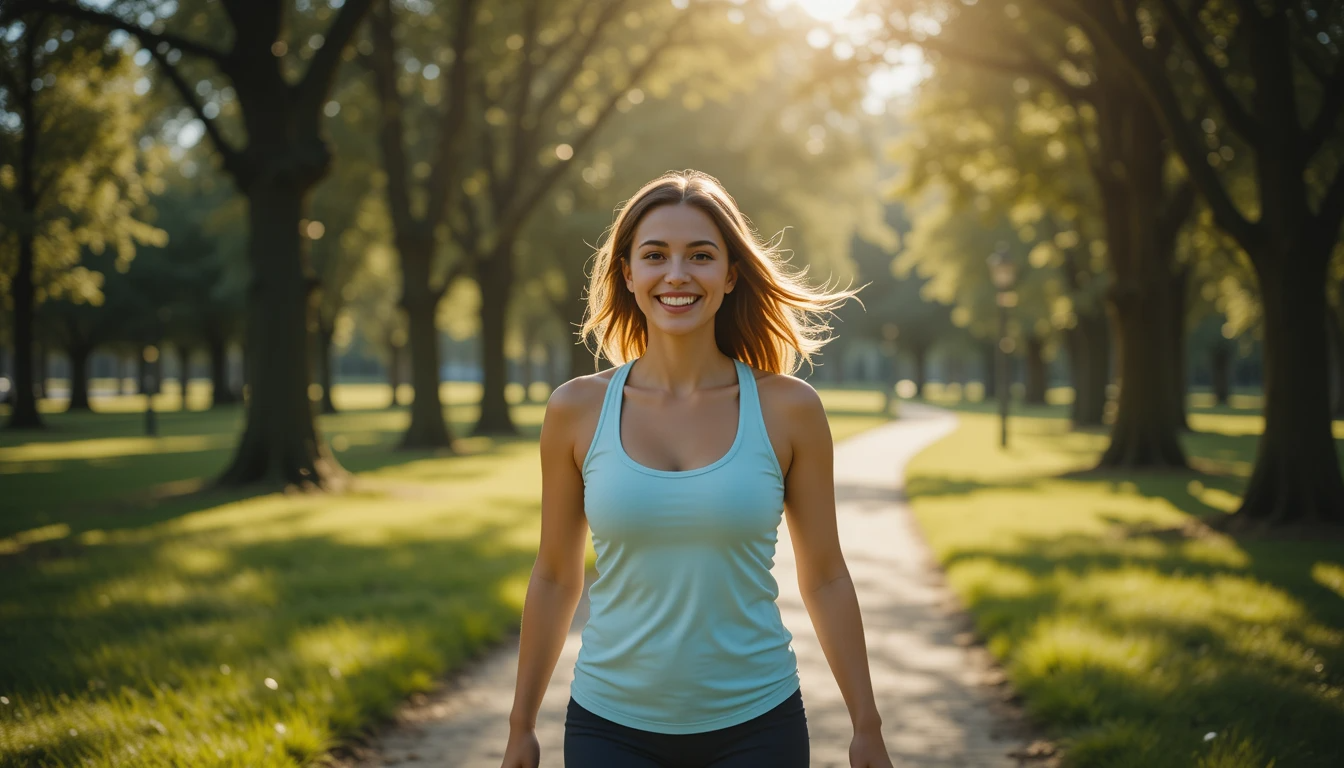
[780,0,929,108]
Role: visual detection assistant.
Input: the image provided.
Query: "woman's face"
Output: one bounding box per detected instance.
[623,203,737,338]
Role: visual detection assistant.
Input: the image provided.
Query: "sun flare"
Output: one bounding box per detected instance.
[792,0,858,23]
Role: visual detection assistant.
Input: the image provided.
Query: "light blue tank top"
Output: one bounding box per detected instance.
[570,357,800,734]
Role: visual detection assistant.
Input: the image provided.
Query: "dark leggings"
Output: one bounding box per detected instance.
[564,687,809,768]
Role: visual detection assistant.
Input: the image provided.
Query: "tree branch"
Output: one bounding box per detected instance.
[7,0,228,63]
[500,0,544,208]
[1047,0,1261,250]
[1155,0,1260,141]
[496,21,688,248]
[147,47,244,177]
[366,0,416,239]
[1305,62,1344,157]
[297,0,375,137]
[531,0,632,126]
[424,0,479,231]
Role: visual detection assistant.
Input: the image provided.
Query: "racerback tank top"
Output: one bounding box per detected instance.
[570,357,801,734]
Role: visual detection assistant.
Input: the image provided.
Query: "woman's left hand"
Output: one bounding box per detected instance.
[849,727,895,767]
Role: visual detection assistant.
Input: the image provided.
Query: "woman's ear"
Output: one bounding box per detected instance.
[725,262,738,294]
[621,257,633,291]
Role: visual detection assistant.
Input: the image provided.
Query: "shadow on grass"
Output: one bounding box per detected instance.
[936,529,1344,767]
[0,404,541,542]
[0,497,540,766]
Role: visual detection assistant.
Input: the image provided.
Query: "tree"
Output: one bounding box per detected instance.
[4,0,376,486]
[449,0,797,435]
[358,0,477,447]
[892,57,1114,426]
[1054,0,1344,524]
[0,16,165,427]
[880,2,1197,457]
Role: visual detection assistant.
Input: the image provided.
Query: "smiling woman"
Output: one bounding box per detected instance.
[496,170,899,768]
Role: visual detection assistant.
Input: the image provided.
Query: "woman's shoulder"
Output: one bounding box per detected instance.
[750,367,825,415]
[545,368,620,422]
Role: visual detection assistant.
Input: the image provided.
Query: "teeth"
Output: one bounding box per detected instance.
[659,295,699,307]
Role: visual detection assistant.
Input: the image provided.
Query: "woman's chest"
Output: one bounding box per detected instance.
[583,467,784,544]
[618,390,742,473]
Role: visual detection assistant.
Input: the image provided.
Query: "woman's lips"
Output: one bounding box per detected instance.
[655,294,701,314]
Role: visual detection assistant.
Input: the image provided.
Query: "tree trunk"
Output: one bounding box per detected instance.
[208,335,237,407]
[7,31,42,429]
[1101,276,1186,467]
[1091,71,1186,470]
[217,180,344,488]
[981,340,998,401]
[1234,243,1344,524]
[519,340,535,403]
[315,321,338,415]
[394,228,453,447]
[1068,310,1109,427]
[400,280,453,448]
[1170,267,1190,432]
[910,343,929,398]
[475,254,518,435]
[66,343,93,412]
[1211,344,1233,407]
[387,336,405,408]
[1024,336,1048,405]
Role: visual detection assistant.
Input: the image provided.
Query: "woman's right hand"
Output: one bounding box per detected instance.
[499,726,541,768]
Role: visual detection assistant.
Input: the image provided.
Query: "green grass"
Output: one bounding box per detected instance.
[905,406,1344,768]
[0,381,889,767]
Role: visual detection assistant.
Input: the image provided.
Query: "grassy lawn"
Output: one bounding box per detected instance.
[905,403,1344,768]
[0,382,889,767]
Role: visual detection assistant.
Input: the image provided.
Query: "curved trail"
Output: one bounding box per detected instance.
[352,404,1051,767]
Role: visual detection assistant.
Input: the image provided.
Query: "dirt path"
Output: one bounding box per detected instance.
[352,404,1052,767]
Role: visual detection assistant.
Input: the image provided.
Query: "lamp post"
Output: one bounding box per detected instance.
[987,243,1018,448]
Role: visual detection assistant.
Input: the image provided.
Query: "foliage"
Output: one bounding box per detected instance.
[890,28,1109,352]
[0,21,167,316]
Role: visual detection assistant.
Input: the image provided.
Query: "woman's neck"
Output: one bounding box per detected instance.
[632,330,736,396]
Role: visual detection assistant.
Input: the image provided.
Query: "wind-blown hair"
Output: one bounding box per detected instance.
[580,170,861,375]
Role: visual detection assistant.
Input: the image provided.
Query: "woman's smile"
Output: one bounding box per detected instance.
[656,292,702,313]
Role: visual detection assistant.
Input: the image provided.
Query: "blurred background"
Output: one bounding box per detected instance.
[1,1,1341,766]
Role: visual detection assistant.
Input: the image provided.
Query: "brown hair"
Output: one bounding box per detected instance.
[580,170,861,374]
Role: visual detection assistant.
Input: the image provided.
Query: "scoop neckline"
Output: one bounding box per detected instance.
[612,359,747,478]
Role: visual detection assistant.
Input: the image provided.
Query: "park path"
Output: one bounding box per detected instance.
[351,404,1052,768]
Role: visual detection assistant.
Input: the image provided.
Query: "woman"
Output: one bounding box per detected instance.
[500,170,894,768]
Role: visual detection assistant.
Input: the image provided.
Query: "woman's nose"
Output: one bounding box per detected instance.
[665,254,690,283]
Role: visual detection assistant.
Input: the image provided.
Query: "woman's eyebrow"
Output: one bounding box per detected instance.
[637,239,721,250]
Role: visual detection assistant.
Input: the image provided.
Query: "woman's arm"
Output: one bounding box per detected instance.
[777,380,893,767]
[501,380,593,766]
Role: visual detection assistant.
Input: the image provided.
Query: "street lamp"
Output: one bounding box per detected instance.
[987,243,1018,448]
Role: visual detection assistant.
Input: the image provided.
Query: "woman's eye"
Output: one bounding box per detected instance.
[693,252,714,260]
[643,251,664,259]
